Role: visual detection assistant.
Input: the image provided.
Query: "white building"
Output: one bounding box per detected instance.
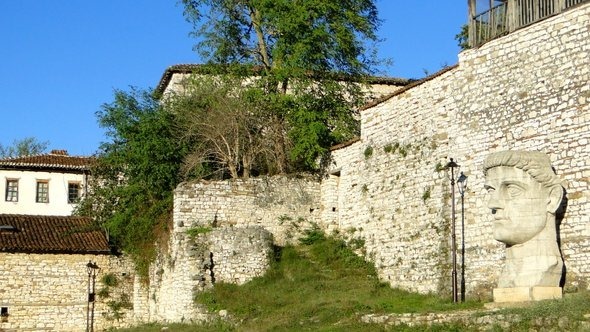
[0,150,92,216]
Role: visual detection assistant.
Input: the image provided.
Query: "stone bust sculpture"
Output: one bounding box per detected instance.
[483,151,564,289]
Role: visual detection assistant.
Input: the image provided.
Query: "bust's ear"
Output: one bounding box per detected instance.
[547,185,564,214]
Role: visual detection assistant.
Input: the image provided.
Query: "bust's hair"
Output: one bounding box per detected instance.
[483,151,561,188]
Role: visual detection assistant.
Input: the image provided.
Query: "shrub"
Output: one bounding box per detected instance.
[186,226,213,238]
[364,146,373,159]
[298,224,325,245]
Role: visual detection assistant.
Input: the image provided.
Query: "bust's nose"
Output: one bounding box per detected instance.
[487,193,503,212]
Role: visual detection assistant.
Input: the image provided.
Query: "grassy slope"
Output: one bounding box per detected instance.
[116,233,590,331]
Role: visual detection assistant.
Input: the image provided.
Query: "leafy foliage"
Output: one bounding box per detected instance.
[180,0,383,171]
[0,137,49,158]
[181,0,381,75]
[101,273,119,288]
[76,87,192,276]
[185,226,213,238]
[455,24,470,50]
[298,223,325,245]
[83,0,385,278]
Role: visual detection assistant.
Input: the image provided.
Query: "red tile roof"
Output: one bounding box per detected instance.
[0,150,94,173]
[0,214,110,254]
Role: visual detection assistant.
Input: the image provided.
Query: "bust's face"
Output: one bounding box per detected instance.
[484,166,549,246]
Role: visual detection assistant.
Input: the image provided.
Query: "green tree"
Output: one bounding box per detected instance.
[167,75,279,178]
[181,0,382,170]
[76,87,192,276]
[182,0,380,75]
[455,24,470,50]
[0,137,49,158]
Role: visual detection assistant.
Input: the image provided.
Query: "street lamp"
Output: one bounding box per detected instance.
[445,158,459,303]
[457,172,468,302]
[86,261,99,332]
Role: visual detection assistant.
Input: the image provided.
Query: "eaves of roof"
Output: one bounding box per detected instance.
[154,63,413,96]
[0,153,94,173]
[0,214,111,255]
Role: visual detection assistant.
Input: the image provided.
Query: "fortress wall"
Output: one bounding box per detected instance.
[146,6,589,319]
[143,226,273,323]
[329,2,590,296]
[173,176,321,245]
[138,176,320,323]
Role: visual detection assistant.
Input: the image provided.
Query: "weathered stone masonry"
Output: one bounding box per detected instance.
[0,253,135,331]
[173,176,322,245]
[138,177,319,323]
[139,3,589,324]
[329,3,590,296]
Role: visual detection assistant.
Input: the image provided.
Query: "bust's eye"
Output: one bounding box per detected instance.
[506,184,523,197]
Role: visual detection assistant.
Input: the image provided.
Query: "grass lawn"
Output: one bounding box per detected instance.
[115,231,590,331]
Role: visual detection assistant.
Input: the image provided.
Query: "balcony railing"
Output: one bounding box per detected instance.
[469,0,589,47]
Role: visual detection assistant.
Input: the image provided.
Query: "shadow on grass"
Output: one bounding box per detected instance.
[115,235,590,331]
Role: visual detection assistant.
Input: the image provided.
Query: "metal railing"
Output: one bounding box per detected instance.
[470,0,589,47]
[471,2,508,48]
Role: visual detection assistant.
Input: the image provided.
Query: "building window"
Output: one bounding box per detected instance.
[36,181,49,203]
[5,179,18,202]
[1,306,8,322]
[68,182,81,204]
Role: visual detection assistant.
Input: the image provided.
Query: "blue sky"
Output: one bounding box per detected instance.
[0,1,466,156]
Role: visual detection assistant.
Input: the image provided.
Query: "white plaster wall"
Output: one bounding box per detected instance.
[0,170,86,216]
[163,72,406,103]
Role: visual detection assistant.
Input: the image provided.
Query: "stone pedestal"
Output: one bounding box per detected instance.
[493,287,562,303]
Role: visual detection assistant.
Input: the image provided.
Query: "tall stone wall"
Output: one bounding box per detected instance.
[0,253,136,331]
[138,176,318,323]
[174,176,322,245]
[328,3,590,297]
[142,226,274,323]
[130,5,589,324]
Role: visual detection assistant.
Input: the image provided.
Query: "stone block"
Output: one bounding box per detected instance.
[493,287,562,302]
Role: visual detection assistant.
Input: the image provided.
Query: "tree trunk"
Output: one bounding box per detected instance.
[250,7,271,69]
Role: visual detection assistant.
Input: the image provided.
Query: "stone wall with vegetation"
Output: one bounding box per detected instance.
[0,253,136,331]
[134,176,308,324]
[328,3,590,298]
[132,4,589,324]
[128,176,319,324]
[174,176,322,245]
[139,226,274,323]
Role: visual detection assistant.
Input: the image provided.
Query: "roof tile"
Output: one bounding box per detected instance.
[0,214,110,254]
[0,150,94,171]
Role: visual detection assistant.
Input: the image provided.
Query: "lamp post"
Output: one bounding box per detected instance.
[445,158,459,303]
[457,172,468,302]
[86,261,99,332]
